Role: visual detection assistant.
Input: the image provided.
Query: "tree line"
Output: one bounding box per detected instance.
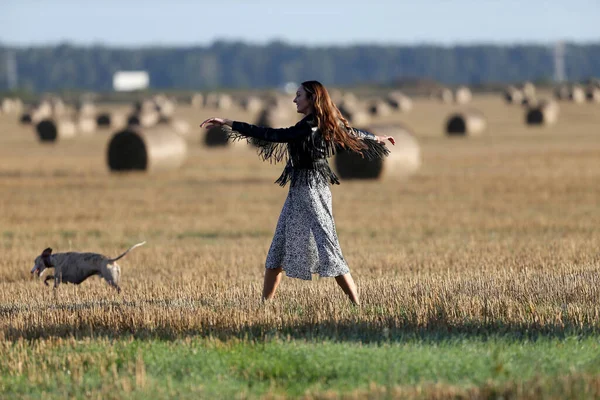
[0,41,599,92]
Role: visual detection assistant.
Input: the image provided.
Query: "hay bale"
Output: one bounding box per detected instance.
[526,100,559,126]
[205,93,233,110]
[35,118,76,142]
[521,81,536,98]
[154,96,176,118]
[338,103,371,127]
[385,92,413,112]
[240,96,264,113]
[445,110,486,136]
[435,88,454,103]
[107,127,187,172]
[171,120,191,136]
[504,86,524,104]
[454,86,472,104]
[204,126,230,147]
[1,98,23,113]
[255,105,296,128]
[97,112,127,130]
[586,86,600,103]
[127,111,159,128]
[191,93,204,108]
[333,124,420,180]
[569,85,586,103]
[77,116,97,135]
[368,99,392,117]
[77,101,96,117]
[554,84,570,100]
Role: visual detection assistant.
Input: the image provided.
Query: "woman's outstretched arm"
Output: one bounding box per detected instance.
[200,117,312,143]
[352,127,396,145]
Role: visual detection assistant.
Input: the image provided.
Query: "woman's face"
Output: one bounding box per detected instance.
[293,86,313,115]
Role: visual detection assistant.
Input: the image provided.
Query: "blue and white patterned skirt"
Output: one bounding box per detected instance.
[265,173,350,280]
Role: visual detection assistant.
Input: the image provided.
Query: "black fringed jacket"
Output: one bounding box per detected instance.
[230,114,390,187]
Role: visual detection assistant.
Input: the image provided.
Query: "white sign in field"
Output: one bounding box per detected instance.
[113,71,150,92]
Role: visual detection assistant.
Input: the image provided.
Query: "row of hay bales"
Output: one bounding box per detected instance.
[20,95,190,142]
[504,81,600,105]
[0,97,23,114]
[445,99,560,137]
[429,86,472,104]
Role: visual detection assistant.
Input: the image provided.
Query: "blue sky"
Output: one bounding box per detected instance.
[1,0,599,47]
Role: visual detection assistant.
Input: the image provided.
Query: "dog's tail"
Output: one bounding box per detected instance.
[109,241,146,263]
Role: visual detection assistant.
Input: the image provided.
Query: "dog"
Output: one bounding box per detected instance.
[30,241,146,293]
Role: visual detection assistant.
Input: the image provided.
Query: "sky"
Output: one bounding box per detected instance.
[1,0,599,47]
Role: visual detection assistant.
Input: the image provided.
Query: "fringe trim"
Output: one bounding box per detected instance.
[360,138,391,160]
[274,164,340,187]
[226,128,289,164]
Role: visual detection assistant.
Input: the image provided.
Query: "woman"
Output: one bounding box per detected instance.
[200,81,394,305]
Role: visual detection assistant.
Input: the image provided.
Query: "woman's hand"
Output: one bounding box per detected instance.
[200,117,233,129]
[376,135,395,145]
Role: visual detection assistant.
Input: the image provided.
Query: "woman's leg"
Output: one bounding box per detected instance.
[335,273,360,305]
[262,267,283,301]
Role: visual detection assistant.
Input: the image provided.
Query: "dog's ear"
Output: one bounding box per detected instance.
[42,248,52,257]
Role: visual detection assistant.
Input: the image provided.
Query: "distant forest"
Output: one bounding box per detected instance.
[0,41,599,92]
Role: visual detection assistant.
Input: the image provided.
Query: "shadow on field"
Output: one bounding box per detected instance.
[2,299,598,342]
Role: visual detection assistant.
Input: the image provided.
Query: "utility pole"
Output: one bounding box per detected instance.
[5,50,18,90]
[553,41,566,83]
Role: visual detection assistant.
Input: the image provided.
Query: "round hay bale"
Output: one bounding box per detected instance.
[127,111,159,128]
[255,105,296,128]
[1,97,23,113]
[586,86,600,103]
[107,127,187,173]
[445,110,486,136]
[77,116,97,135]
[171,120,191,136]
[49,97,67,116]
[454,86,472,104]
[368,99,392,117]
[20,112,33,124]
[205,93,233,110]
[436,88,454,103]
[35,118,76,142]
[191,93,204,108]
[154,98,175,118]
[96,112,127,130]
[385,92,413,112]
[569,85,586,103]
[526,100,559,126]
[77,102,96,117]
[240,96,264,113]
[338,104,371,127]
[554,84,570,100]
[204,126,230,147]
[333,124,420,180]
[96,113,112,127]
[521,81,536,98]
[504,86,524,104]
[133,99,156,114]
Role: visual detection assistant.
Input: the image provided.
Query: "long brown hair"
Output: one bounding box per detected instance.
[301,80,367,153]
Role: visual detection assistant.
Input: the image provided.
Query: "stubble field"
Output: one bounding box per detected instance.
[1,92,599,399]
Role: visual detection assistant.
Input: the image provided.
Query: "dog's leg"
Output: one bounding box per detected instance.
[54,270,62,289]
[44,275,54,286]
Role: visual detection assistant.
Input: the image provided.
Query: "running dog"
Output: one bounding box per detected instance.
[30,242,146,293]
